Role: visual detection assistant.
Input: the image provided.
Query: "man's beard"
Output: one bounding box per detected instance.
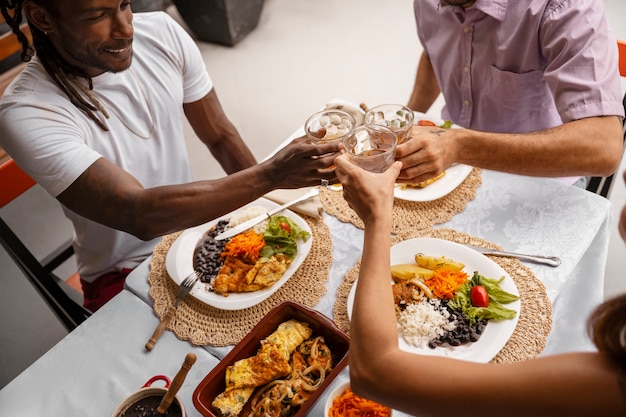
[59,32,133,75]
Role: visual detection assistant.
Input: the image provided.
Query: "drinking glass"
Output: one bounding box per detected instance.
[305,109,356,145]
[342,125,397,173]
[363,103,414,143]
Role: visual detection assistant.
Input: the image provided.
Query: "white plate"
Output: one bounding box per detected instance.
[394,164,473,202]
[394,114,473,202]
[346,238,520,363]
[165,198,313,310]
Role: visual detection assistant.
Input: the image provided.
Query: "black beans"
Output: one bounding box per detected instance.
[428,305,488,349]
[193,220,229,285]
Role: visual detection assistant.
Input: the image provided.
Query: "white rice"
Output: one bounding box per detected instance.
[227,205,269,234]
[397,298,457,348]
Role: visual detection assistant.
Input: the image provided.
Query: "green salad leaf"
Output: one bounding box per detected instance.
[261,216,310,261]
[448,271,520,324]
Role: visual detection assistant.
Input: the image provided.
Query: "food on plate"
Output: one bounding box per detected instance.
[398,171,446,190]
[414,253,465,271]
[212,319,335,417]
[416,119,453,128]
[470,284,489,307]
[192,206,310,297]
[390,263,434,281]
[328,386,391,417]
[390,254,519,349]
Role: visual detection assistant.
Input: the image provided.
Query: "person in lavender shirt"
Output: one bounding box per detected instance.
[398,0,624,187]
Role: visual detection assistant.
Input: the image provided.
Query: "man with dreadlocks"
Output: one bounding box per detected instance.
[0,1,341,311]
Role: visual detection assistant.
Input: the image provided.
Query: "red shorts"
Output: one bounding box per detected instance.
[80,268,134,312]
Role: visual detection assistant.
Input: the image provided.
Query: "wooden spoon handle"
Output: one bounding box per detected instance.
[145,306,176,351]
[157,353,197,415]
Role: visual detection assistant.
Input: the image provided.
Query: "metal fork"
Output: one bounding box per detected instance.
[145,270,200,351]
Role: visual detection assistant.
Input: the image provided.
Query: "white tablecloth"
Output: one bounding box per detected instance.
[0,290,220,417]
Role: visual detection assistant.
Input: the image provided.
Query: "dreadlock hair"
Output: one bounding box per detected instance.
[1,0,110,130]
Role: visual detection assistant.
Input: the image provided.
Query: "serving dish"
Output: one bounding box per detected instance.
[347,238,520,363]
[192,301,350,417]
[166,198,313,310]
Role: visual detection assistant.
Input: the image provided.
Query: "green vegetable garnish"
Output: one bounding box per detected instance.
[448,271,520,324]
[261,216,310,261]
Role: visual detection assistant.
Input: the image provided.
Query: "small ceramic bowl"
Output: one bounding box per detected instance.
[111,375,186,417]
[324,380,394,417]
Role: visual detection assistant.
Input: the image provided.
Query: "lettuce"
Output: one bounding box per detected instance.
[448,272,520,324]
[261,216,310,261]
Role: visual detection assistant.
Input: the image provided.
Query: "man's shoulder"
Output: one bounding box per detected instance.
[1,59,60,105]
[132,11,180,32]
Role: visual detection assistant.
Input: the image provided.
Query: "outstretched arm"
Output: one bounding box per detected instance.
[57,137,338,240]
[395,115,623,185]
[334,154,626,417]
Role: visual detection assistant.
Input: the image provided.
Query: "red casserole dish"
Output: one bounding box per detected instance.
[192,301,350,417]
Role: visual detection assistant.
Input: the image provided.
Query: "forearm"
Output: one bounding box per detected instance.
[407,52,440,113]
[364,353,625,417]
[349,216,401,394]
[58,158,277,240]
[454,116,623,177]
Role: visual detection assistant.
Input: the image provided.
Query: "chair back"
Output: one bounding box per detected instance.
[585,40,626,198]
[0,15,91,331]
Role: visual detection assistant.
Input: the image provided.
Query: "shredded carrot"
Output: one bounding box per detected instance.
[423,268,469,299]
[221,230,265,262]
[329,387,392,417]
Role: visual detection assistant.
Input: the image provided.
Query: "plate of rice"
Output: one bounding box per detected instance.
[346,238,520,363]
[166,198,313,310]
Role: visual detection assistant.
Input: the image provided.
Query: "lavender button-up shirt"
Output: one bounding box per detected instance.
[414,0,624,133]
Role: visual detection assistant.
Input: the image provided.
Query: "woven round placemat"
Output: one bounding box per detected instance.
[332,228,553,363]
[147,215,333,347]
[320,168,482,233]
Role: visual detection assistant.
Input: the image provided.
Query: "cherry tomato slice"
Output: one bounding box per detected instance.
[279,221,291,233]
[470,285,489,307]
[417,120,437,127]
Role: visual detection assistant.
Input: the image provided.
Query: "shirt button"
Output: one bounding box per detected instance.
[464,99,470,106]
[463,65,470,72]
[463,26,471,33]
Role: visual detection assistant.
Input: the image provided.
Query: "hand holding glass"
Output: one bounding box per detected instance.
[342,125,397,173]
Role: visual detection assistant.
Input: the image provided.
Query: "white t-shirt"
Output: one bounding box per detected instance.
[0,12,213,281]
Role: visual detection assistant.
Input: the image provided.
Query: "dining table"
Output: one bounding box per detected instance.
[0,112,614,417]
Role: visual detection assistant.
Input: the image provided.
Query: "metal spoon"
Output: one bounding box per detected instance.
[464,244,561,267]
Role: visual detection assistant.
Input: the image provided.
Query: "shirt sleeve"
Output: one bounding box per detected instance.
[540,1,624,122]
[0,98,101,197]
[160,13,214,104]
